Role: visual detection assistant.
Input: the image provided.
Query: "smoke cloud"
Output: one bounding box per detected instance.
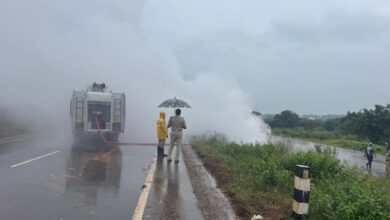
[0,0,269,143]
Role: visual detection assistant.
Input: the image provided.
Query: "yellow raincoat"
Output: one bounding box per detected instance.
[157,113,168,140]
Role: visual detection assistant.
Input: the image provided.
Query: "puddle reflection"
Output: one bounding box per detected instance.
[152,158,181,219]
[163,162,180,219]
[65,144,122,206]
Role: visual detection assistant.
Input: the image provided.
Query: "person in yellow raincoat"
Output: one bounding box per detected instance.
[157,111,168,157]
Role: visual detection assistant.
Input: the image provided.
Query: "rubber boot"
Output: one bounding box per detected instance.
[161,148,167,157]
[158,147,166,157]
[157,146,162,156]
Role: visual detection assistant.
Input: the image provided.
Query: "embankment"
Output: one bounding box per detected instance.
[191,136,390,220]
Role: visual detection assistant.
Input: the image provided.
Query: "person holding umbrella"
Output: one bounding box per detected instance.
[157,111,168,157]
[158,97,191,163]
[167,109,187,163]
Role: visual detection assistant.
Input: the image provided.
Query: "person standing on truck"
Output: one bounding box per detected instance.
[96,114,106,129]
[364,143,376,170]
[167,109,187,163]
[157,111,168,157]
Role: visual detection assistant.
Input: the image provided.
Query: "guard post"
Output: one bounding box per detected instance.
[292,165,310,219]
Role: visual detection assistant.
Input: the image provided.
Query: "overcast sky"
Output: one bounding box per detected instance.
[0,1,389,125]
[141,0,390,114]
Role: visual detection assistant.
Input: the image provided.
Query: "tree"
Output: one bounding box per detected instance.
[270,110,300,128]
[340,105,390,144]
[323,118,341,131]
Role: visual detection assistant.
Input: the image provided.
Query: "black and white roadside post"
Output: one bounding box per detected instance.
[292,165,310,219]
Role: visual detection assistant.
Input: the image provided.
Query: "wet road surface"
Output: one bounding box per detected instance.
[143,153,204,220]
[0,134,161,220]
[3,133,385,219]
[271,136,387,176]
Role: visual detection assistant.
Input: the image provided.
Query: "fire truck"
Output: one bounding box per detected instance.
[70,83,125,142]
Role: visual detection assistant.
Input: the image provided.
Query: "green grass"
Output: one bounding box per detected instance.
[191,136,390,220]
[273,128,387,155]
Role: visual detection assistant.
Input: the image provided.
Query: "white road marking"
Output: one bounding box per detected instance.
[10,151,60,168]
[132,155,157,220]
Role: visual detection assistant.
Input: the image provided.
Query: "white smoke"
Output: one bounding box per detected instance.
[0,0,270,143]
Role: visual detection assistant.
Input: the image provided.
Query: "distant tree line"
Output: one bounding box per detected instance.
[0,109,27,137]
[260,104,390,145]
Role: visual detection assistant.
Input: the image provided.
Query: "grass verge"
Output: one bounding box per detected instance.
[191,135,390,220]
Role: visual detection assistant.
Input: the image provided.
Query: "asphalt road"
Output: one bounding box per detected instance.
[0,134,203,220]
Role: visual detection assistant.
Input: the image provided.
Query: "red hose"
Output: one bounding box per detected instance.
[94,117,189,146]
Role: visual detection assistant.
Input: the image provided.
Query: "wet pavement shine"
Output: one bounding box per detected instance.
[143,154,204,220]
[0,134,192,220]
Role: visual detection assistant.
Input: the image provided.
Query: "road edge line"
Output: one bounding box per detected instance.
[132,155,157,220]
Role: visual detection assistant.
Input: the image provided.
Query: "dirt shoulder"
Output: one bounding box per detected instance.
[187,143,292,220]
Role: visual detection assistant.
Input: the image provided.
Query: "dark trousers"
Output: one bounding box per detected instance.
[157,147,165,156]
[366,154,373,168]
[157,139,166,156]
